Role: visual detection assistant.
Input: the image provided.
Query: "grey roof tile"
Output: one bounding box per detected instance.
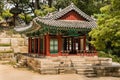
[45,3,95,21]
[36,18,96,29]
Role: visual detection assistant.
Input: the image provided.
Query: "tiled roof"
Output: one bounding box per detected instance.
[14,3,97,33]
[36,18,96,29]
[45,3,94,21]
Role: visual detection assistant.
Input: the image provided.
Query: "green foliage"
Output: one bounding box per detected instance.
[2,9,13,19]
[19,13,32,23]
[89,0,120,55]
[54,0,71,10]
[98,51,120,63]
[41,5,56,15]
[34,9,44,17]
[43,6,56,15]
[34,5,56,16]
[54,0,110,15]
[26,14,32,23]
[0,16,3,21]
[19,13,25,20]
[0,0,4,15]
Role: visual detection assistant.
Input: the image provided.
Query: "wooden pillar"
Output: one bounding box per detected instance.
[28,37,30,53]
[30,37,32,53]
[58,35,62,56]
[83,35,86,56]
[31,38,33,53]
[44,36,46,56]
[45,34,50,56]
[34,38,36,54]
[38,37,40,55]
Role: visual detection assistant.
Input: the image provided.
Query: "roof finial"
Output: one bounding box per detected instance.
[71,2,74,5]
[71,2,74,7]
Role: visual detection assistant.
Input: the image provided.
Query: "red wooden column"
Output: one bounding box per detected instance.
[28,37,30,53]
[83,35,86,56]
[29,37,32,53]
[29,37,32,54]
[44,36,46,56]
[34,38,36,54]
[45,34,50,56]
[57,35,62,56]
[38,37,40,55]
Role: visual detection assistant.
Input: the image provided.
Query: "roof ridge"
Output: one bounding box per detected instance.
[47,3,94,21]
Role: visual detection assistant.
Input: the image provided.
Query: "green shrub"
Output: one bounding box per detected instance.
[0,16,3,21]
[34,9,44,17]
[2,9,13,19]
[19,13,32,23]
[98,51,120,63]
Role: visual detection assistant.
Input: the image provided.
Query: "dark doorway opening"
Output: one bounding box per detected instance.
[63,37,78,55]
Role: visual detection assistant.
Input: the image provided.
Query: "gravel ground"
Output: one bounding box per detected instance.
[0,63,120,80]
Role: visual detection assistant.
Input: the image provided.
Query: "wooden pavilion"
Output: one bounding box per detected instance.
[25,3,97,56]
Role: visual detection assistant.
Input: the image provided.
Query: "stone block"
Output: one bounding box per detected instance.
[17,38,25,46]
[0,38,11,44]
[12,34,21,38]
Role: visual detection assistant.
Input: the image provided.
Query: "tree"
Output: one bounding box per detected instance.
[0,0,4,16]
[54,0,111,15]
[48,0,53,8]
[89,0,120,56]
[34,0,40,9]
[34,5,55,17]
[54,0,71,10]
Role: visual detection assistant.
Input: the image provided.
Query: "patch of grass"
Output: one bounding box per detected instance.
[0,50,13,53]
[0,43,11,46]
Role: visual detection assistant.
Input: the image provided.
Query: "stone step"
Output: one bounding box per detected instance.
[16,63,21,67]
[59,69,65,73]
[64,69,76,74]
[40,70,58,74]
[71,58,85,61]
[0,60,10,64]
[18,61,23,64]
[67,56,84,59]
[73,64,85,66]
[77,71,95,75]
[20,59,26,63]
[13,65,18,68]
[71,61,85,63]
[76,68,94,72]
[86,73,97,77]
[40,68,58,74]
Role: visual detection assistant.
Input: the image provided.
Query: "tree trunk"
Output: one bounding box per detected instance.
[48,0,52,8]
[35,0,40,9]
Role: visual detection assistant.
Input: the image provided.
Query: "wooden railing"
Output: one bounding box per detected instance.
[61,50,97,56]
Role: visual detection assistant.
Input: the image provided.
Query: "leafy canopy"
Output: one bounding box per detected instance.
[89,0,120,55]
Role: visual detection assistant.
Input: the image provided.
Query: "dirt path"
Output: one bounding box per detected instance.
[0,63,119,80]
